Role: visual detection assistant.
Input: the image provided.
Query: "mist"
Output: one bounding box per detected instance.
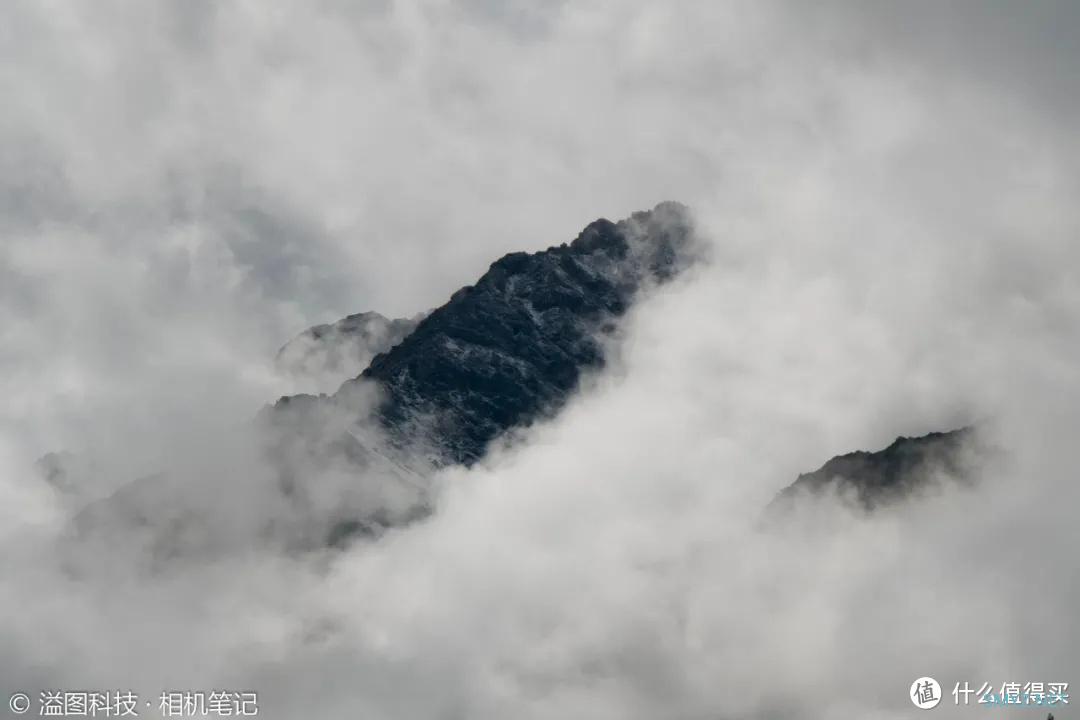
[2,0,1079,718]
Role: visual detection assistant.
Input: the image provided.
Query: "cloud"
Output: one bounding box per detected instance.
[1,0,1079,718]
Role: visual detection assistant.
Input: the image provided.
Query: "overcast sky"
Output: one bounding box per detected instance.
[1,1,1079,718]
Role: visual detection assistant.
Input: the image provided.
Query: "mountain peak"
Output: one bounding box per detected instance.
[569,218,623,254]
[347,204,698,465]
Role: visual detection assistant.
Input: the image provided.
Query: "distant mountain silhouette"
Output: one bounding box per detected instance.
[766,427,983,515]
[275,311,423,394]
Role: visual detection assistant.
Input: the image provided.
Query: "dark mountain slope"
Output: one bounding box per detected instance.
[294,200,697,466]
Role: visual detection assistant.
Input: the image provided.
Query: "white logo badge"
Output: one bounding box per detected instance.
[911,677,942,709]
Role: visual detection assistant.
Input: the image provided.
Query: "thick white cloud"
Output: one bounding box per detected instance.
[1,0,1079,718]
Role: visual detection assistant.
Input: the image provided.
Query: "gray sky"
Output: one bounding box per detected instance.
[1,1,1079,718]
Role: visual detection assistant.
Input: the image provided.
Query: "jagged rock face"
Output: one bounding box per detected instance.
[275,311,421,394]
[768,427,981,513]
[346,201,697,465]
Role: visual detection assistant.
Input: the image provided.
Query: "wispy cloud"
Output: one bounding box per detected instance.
[1,1,1078,718]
